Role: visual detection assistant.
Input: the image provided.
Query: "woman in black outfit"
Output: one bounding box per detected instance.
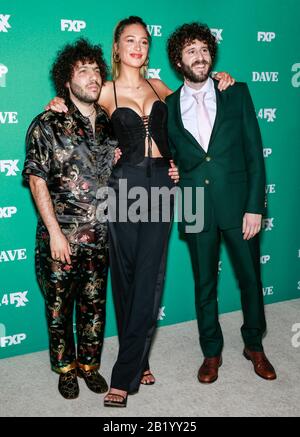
[100,16,233,407]
[100,16,178,407]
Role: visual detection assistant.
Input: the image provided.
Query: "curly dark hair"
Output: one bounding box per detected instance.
[167,23,217,73]
[51,38,108,99]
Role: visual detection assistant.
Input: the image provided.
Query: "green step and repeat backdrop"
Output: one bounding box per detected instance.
[1,0,299,358]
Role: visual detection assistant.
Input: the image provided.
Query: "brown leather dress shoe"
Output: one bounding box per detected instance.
[198,356,222,383]
[243,348,277,380]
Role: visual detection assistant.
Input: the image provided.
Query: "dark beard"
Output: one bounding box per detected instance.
[181,60,212,84]
[70,82,100,103]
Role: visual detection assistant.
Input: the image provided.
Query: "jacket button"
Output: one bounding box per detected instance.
[206,156,211,162]
[205,179,210,185]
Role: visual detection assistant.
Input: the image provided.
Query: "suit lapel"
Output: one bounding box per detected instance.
[208,79,227,150]
[174,80,227,154]
[174,85,206,154]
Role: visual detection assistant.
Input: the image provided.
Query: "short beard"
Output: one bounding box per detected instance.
[69,82,100,103]
[181,60,212,84]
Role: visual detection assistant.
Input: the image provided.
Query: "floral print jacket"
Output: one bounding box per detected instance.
[23,101,117,249]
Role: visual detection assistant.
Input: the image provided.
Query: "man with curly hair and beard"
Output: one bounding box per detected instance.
[23,38,117,399]
[166,23,276,384]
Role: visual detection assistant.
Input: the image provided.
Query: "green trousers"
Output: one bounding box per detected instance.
[185,216,266,357]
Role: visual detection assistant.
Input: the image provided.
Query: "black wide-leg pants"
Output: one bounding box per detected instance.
[108,158,174,393]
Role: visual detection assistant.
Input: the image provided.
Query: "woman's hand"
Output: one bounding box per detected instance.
[45,96,68,113]
[168,160,179,183]
[214,72,235,91]
[113,148,122,165]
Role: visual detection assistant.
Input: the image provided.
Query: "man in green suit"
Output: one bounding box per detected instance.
[166,23,276,383]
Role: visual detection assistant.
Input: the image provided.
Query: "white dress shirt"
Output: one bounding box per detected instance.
[180,77,217,151]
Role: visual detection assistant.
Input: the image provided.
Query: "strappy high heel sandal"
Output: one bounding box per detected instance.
[104,392,127,408]
[140,370,155,385]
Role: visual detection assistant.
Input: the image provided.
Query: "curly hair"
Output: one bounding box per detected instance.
[51,38,108,99]
[112,16,151,80]
[167,23,217,73]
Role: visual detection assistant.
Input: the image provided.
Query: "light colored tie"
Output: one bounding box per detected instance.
[193,91,212,152]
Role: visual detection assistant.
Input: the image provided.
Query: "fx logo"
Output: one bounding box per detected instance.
[10,291,29,307]
[291,323,300,348]
[0,14,11,32]
[263,148,272,158]
[260,255,271,264]
[257,31,276,42]
[263,286,274,296]
[147,25,162,37]
[0,333,26,347]
[147,69,161,79]
[0,206,17,218]
[157,306,166,321]
[0,112,18,124]
[257,108,277,122]
[61,19,86,32]
[265,184,276,194]
[0,160,20,176]
[0,64,8,87]
[252,72,279,82]
[291,63,300,88]
[262,218,274,231]
[210,28,223,43]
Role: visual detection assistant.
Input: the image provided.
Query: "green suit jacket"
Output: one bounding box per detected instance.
[166,79,266,233]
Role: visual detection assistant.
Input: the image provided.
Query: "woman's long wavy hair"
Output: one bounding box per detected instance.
[111,16,151,80]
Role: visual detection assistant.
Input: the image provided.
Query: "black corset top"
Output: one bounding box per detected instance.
[110,80,171,165]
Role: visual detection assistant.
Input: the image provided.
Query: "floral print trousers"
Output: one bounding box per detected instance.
[36,238,108,374]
